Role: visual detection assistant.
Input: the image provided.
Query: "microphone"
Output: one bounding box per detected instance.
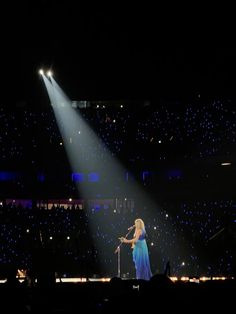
[128,225,135,230]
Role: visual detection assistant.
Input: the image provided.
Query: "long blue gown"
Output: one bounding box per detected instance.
[132,229,152,280]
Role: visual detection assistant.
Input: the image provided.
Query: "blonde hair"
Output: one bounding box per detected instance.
[135,218,145,230]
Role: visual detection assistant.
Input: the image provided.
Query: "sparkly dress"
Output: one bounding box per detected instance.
[132,229,152,280]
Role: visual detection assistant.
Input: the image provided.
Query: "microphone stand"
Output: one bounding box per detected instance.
[114,227,134,278]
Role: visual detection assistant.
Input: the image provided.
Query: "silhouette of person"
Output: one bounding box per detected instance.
[119,218,152,280]
[4,266,21,288]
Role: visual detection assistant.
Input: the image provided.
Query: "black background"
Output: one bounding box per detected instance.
[2,2,236,104]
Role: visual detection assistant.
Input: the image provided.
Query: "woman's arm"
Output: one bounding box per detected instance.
[122,228,142,244]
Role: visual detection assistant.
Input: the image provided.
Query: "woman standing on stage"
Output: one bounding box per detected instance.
[119,218,152,280]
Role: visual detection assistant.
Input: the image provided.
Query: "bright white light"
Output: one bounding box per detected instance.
[154,226,157,230]
[49,236,53,240]
[221,162,231,166]
[181,262,185,266]
[151,242,154,246]
[26,229,30,233]
[158,140,162,144]
[47,70,53,77]
[67,236,70,240]
[39,69,44,75]
[165,214,169,218]
[69,198,72,202]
